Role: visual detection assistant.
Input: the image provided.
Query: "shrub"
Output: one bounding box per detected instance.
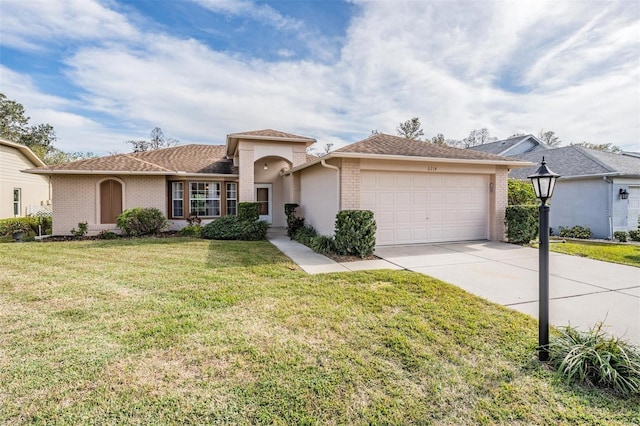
[334,210,376,258]
[310,235,336,254]
[179,225,202,237]
[549,323,640,398]
[238,202,259,222]
[558,225,592,239]
[0,219,32,237]
[629,229,640,242]
[201,216,268,241]
[70,222,88,237]
[285,203,305,239]
[505,205,538,244]
[293,225,318,247]
[116,207,169,237]
[614,231,628,242]
[508,178,537,205]
[97,230,119,240]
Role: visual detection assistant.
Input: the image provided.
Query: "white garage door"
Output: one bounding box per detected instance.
[361,171,489,245]
[628,187,640,230]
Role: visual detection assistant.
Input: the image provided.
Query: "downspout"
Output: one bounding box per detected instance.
[320,159,340,211]
[604,177,613,240]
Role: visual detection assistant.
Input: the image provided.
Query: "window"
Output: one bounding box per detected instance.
[190,182,220,217]
[13,188,21,216]
[226,183,237,215]
[172,182,184,217]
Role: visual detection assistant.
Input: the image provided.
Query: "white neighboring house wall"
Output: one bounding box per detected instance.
[0,139,50,219]
[299,160,340,236]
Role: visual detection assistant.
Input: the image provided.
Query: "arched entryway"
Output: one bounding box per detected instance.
[100,179,123,224]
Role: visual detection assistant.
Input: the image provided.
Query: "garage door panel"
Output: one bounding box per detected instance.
[361,171,488,245]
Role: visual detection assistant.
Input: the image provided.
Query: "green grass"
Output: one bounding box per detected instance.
[1,238,638,424]
[549,240,640,267]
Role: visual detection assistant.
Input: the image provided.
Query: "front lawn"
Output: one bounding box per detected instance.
[1,238,638,424]
[549,240,640,267]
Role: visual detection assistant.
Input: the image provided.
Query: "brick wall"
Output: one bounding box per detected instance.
[52,175,166,235]
[340,158,361,209]
[490,167,508,241]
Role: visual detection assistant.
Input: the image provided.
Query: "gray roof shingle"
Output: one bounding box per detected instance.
[509,145,640,179]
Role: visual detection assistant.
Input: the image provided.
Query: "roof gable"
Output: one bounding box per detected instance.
[335,133,519,162]
[0,137,46,167]
[467,134,545,156]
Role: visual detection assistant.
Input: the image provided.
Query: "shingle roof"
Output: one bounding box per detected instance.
[334,133,520,162]
[509,145,640,179]
[467,134,544,155]
[30,144,237,175]
[228,129,315,141]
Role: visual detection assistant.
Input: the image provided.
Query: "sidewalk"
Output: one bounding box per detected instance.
[266,228,401,274]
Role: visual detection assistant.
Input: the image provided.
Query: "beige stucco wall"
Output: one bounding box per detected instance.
[0,144,50,218]
[51,174,167,235]
[299,161,340,236]
[299,157,510,243]
[254,158,290,226]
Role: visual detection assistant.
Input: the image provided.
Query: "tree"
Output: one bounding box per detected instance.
[396,117,424,140]
[538,129,561,147]
[508,133,526,138]
[429,133,447,145]
[570,142,622,153]
[43,148,98,165]
[0,93,28,141]
[126,127,180,152]
[461,128,496,148]
[0,93,56,153]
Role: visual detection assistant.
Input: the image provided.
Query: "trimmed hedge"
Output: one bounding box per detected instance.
[629,229,640,242]
[201,216,268,241]
[116,207,169,237]
[614,231,628,242]
[505,205,538,243]
[0,216,51,236]
[334,210,376,258]
[508,178,537,206]
[558,225,592,239]
[238,202,259,222]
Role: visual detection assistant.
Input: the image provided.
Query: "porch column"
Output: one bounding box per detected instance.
[238,146,255,202]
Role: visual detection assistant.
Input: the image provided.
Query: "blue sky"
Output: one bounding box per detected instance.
[1,0,638,154]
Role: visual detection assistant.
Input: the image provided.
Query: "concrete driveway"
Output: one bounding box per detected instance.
[376,241,640,345]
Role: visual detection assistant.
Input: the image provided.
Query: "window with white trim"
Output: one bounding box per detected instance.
[172,182,184,217]
[13,188,21,216]
[226,183,237,216]
[190,182,220,217]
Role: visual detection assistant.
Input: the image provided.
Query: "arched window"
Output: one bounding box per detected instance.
[100,179,123,223]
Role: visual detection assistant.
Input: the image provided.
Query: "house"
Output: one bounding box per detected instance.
[0,138,51,219]
[468,134,547,156]
[509,145,640,239]
[25,130,530,244]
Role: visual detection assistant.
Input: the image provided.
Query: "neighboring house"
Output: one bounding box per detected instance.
[0,138,51,219]
[468,134,547,156]
[25,130,529,244]
[509,146,640,239]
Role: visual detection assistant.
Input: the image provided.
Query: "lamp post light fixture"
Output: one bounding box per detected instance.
[528,157,560,361]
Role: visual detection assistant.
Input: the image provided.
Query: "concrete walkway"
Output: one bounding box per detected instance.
[267,229,640,345]
[267,228,402,274]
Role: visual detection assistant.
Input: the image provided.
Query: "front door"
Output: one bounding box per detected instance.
[255,184,272,223]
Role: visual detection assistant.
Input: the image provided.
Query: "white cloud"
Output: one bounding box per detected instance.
[191,0,303,31]
[0,0,138,50]
[1,0,638,154]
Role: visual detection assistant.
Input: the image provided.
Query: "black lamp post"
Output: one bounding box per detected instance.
[528,157,560,361]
